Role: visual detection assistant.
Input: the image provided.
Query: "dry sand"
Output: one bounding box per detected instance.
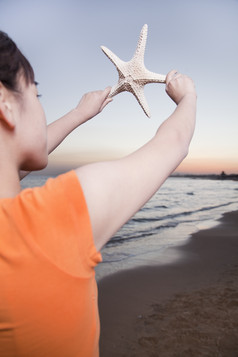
[98,211,238,357]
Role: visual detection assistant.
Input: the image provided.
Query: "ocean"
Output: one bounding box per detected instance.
[21,174,238,280]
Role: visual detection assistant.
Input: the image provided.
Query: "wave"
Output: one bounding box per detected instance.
[106,201,238,248]
[132,201,238,224]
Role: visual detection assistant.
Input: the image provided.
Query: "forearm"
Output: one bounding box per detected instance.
[46,108,83,154]
[47,87,112,154]
[155,93,197,160]
[121,93,197,204]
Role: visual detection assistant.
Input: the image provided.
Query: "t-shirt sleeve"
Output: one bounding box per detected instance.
[15,171,102,277]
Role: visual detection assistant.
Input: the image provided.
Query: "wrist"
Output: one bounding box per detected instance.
[70,106,88,126]
[178,92,197,105]
[184,92,197,99]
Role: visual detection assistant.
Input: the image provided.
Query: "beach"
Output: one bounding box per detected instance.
[98,210,238,356]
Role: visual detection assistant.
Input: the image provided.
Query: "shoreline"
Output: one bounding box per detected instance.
[98,210,238,356]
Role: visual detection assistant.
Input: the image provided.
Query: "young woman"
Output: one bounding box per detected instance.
[0,31,196,356]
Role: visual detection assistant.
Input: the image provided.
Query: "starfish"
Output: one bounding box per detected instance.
[101,24,166,117]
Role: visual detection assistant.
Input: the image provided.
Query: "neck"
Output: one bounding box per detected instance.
[0,164,21,199]
[0,125,22,198]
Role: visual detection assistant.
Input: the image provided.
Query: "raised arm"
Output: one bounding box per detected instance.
[76,71,197,251]
[46,87,112,154]
[19,87,112,179]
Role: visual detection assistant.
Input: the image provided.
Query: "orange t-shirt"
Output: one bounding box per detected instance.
[0,171,102,356]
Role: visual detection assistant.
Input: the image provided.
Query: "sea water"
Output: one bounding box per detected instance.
[21,175,238,280]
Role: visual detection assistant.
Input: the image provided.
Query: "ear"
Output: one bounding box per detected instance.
[0,82,15,130]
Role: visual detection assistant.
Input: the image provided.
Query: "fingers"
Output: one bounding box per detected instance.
[166,70,177,84]
[99,87,113,112]
[165,70,196,105]
[103,86,112,98]
[166,70,182,85]
[100,97,113,112]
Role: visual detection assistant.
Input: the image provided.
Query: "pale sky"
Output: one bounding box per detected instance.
[1,0,238,174]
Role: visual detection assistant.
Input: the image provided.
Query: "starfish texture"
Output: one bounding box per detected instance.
[101,24,166,117]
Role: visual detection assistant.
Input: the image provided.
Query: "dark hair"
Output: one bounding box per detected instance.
[0,31,35,92]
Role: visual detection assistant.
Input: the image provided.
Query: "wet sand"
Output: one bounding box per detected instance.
[98,210,238,356]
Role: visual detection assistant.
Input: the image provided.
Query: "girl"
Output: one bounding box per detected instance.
[0,31,196,356]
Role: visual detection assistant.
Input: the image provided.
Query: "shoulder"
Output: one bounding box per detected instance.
[20,170,83,208]
[1,171,87,227]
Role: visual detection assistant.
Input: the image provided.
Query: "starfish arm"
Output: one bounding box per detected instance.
[131,24,148,66]
[131,84,151,118]
[101,46,126,76]
[136,68,166,84]
[144,68,166,83]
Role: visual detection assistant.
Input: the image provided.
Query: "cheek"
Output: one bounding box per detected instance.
[36,103,47,134]
[31,102,47,153]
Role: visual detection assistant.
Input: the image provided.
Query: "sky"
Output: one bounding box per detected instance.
[0,0,237,174]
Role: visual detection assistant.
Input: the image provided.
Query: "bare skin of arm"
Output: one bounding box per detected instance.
[76,70,197,251]
[45,87,112,154]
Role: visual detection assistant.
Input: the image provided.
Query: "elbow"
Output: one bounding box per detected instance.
[174,123,194,160]
[178,130,190,156]
[172,127,191,156]
[177,140,189,163]
[181,145,189,160]
[154,118,195,164]
[157,115,195,156]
